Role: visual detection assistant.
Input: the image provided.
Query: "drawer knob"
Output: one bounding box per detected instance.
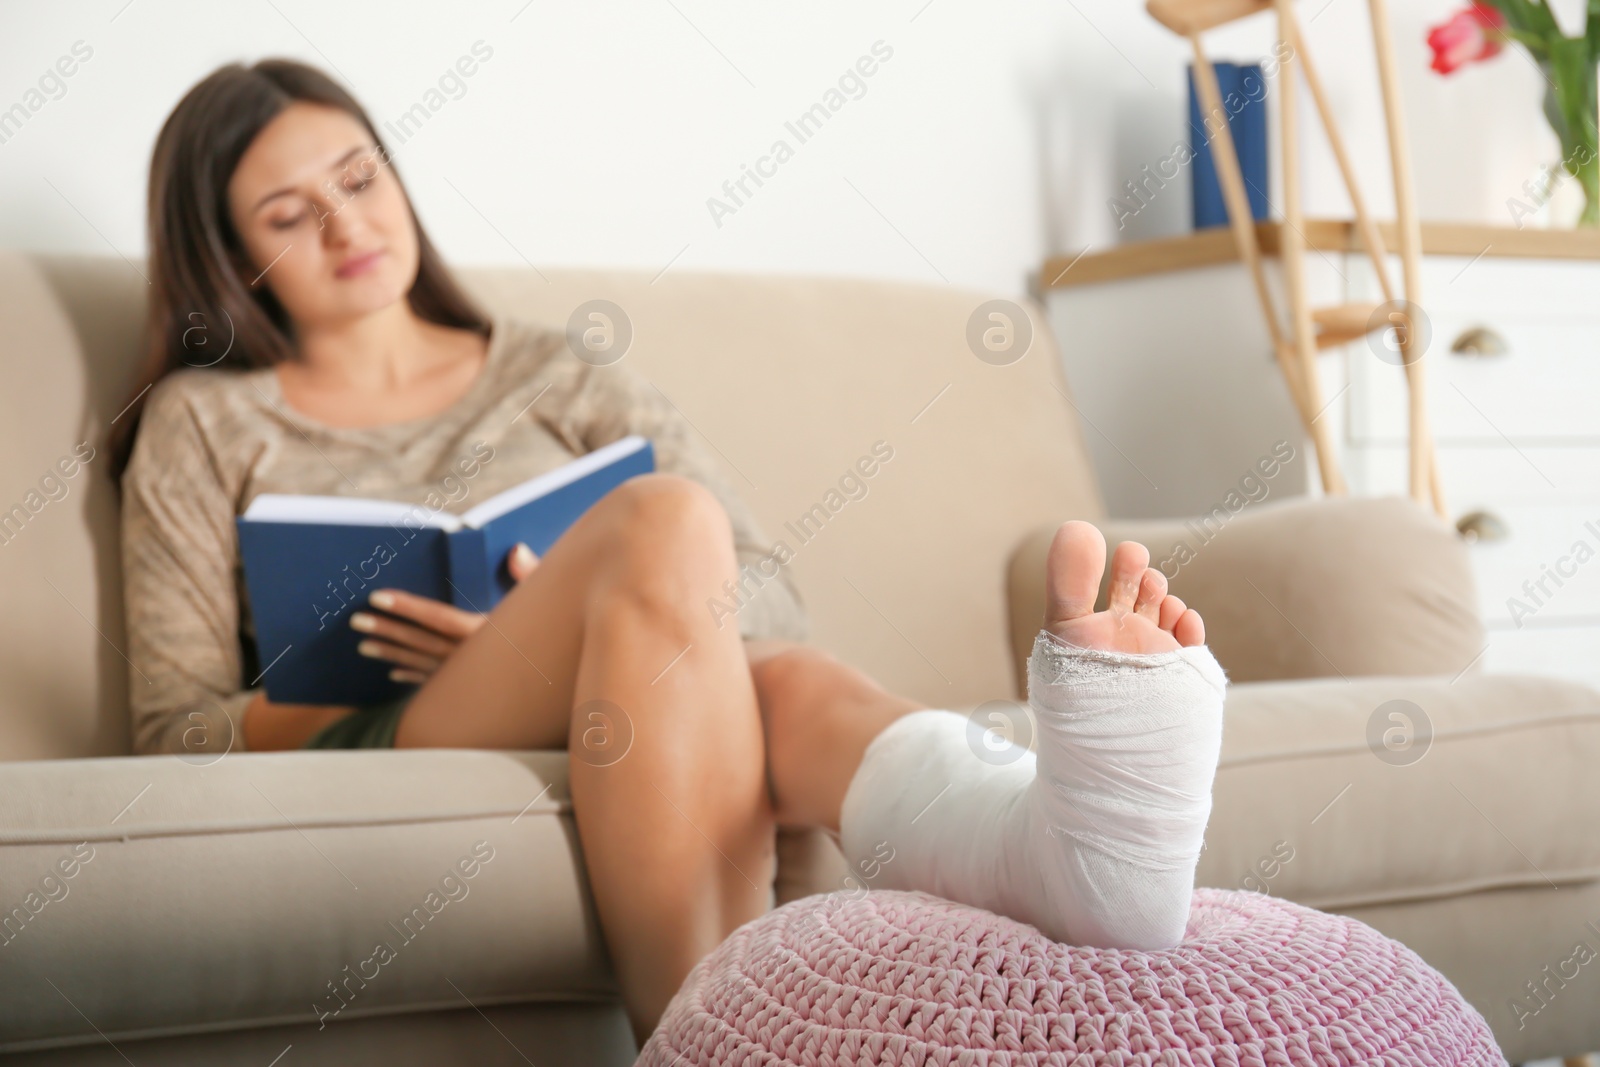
[1455,510,1510,543]
[1449,326,1509,358]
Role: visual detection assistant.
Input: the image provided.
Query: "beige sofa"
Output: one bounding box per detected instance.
[1,250,1596,1064]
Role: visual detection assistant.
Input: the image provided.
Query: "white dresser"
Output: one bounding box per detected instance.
[1039,222,1600,689]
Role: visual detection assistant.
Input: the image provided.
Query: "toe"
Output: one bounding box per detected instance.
[1107,541,1150,615]
[1134,568,1167,623]
[1044,520,1107,626]
[1158,594,1187,632]
[1173,608,1206,647]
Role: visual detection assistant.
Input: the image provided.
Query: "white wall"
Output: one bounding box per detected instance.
[0,0,1574,297]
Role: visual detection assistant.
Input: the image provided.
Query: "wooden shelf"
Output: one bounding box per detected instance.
[1038,220,1600,290]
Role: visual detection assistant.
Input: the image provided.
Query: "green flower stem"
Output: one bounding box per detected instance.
[1485,0,1600,225]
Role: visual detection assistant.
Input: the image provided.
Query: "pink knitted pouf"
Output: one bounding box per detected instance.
[637,888,1503,1067]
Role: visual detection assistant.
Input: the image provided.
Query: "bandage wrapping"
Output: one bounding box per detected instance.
[839,628,1227,948]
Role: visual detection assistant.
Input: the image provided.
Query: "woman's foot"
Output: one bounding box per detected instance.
[1021,520,1227,946]
[837,520,1228,949]
[1043,519,1203,654]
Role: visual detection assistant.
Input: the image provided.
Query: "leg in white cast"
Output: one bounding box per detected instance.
[838,521,1227,948]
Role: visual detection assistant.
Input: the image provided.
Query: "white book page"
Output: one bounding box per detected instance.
[460,435,648,529]
[241,493,463,532]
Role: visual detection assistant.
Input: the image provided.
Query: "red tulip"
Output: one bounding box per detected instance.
[1426,3,1506,74]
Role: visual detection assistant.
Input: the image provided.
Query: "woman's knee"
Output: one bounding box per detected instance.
[591,473,738,612]
[600,474,732,553]
[749,644,856,727]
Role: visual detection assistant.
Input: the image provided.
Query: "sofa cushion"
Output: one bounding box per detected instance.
[0,749,613,1053]
[1198,672,1600,909]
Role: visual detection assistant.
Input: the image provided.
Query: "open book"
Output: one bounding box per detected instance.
[237,435,654,705]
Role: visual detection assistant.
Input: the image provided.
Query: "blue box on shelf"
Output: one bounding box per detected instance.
[1187,61,1269,230]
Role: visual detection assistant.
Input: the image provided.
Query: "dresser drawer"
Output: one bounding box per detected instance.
[1343,443,1600,504]
[1346,309,1600,444]
[1342,255,1600,445]
[1483,625,1600,693]
[1467,506,1600,628]
[1342,445,1600,627]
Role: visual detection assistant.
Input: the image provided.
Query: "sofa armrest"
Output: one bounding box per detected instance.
[1005,495,1484,691]
[0,749,619,1051]
[0,746,857,1053]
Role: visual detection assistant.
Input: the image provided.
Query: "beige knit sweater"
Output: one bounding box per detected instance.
[120,312,809,756]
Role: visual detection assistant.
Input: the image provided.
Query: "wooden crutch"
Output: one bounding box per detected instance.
[1367,0,1445,515]
[1277,0,1444,513]
[1147,0,1447,516]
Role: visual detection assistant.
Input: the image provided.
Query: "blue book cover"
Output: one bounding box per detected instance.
[237,435,655,706]
[1187,61,1269,230]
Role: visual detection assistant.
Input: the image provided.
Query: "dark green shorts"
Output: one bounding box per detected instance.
[303,692,415,749]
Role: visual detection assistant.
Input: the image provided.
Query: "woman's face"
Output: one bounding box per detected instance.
[226,101,417,331]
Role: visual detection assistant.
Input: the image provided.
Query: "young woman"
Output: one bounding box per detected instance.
[110,59,1229,1044]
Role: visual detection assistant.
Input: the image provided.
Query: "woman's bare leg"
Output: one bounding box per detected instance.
[393,473,774,1043]
[742,640,928,831]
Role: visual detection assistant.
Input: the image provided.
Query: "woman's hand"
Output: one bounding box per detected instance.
[350,542,539,684]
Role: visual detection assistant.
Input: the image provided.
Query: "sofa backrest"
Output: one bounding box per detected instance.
[0,252,1103,759]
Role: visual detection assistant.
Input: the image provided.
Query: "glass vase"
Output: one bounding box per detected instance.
[1540,45,1599,226]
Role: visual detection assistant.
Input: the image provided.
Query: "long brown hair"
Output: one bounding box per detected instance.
[107,58,490,488]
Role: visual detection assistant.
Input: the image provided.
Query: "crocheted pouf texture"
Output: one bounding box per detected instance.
[636,887,1503,1067]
